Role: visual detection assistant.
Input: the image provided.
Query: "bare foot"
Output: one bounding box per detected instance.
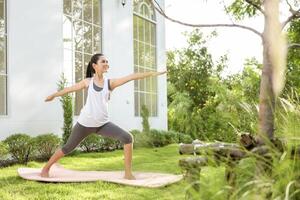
[124,173,136,180]
[40,167,50,178]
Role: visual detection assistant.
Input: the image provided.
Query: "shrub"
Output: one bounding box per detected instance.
[177,132,193,144]
[0,142,8,159]
[130,129,192,148]
[80,134,123,152]
[162,130,193,144]
[130,129,152,148]
[129,129,141,139]
[99,137,122,151]
[80,134,102,152]
[33,133,61,160]
[148,129,169,147]
[162,130,180,144]
[3,134,34,164]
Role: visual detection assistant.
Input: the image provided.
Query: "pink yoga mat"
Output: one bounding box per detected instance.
[17,164,183,188]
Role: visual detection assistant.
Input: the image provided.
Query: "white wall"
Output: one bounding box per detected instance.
[0,0,64,140]
[0,0,167,140]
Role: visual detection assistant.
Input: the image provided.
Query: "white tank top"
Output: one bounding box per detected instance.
[77,76,110,127]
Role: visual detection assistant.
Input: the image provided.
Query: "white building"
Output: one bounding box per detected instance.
[0,0,167,140]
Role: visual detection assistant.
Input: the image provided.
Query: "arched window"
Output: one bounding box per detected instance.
[0,0,7,115]
[133,0,157,117]
[63,0,102,115]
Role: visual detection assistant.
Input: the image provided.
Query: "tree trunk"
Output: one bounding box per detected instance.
[258,39,275,143]
[258,0,284,143]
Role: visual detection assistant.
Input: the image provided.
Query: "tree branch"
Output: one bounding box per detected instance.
[285,0,294,11]
[150,0,263,38]
[288,43,300,49]
[282,4,300,30]
[245,0,265,15]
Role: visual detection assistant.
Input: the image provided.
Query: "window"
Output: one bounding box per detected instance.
[0,0,7,115]
[63,0,102,115]
[133,0,157,117]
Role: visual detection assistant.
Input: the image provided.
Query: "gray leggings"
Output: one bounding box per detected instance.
[61,122,133,155]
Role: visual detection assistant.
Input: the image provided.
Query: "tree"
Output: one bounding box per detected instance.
[141,105,150,133]
[284,19,300,97]
[167,30,216,108]
[150,0,300,143]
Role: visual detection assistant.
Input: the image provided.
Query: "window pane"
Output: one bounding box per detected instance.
[83,22,92,54]
[134,92,139,116]
[134,65,138,90]
[150,23,156,45]
[134,80,138,91]
[0,0,4,36]
[143,5,150,19]
[83,0,92,23]
[139,68,145,91]
[0,36,5,74]
[145,44,151,68]
[145,21,150,43]
[73,0,83,19]
[146,77,151,92]
[151,46,156,69]
[0,75,6,115]
[138,42,144,66]
[138,17,144,41]
[133,16,137,40]
[93,0,100,25]
[140,93,145,111]
[93,26,101,53]
[146,93,151,115]
[134,41,138,65]
[84,53,91,77]
[152,76,157,93]
[149,76,153,93]
[73,20,83,52]
[75,52,83,115]
[140,79,145,92]
[75,52,83,82]
[63,0,72,16]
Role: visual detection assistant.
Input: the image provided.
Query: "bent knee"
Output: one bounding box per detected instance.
[61,145,75,155]
[122,132,134,144]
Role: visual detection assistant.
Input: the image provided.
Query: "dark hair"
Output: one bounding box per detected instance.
[86,53,104,78]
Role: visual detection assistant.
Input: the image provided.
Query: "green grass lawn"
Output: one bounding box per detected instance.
[0,144,227,200]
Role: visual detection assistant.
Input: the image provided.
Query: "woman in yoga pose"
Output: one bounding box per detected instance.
[41,53,166,180]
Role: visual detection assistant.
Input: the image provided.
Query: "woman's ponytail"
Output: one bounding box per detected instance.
[85,53,103,78]
[86,61,94,78]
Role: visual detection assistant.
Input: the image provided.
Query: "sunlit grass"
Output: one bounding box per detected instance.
[0,144,209,200]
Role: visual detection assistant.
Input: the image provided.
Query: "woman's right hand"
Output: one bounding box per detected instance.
[151,71,167,77]
[45,94,55,102]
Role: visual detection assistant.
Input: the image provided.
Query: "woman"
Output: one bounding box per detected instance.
[41,53,166,180]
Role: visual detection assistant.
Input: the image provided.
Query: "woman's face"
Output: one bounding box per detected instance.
[93,56,109,74]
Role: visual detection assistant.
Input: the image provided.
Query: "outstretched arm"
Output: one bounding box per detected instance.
[45,79,87,102]
[110,71,166,91]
